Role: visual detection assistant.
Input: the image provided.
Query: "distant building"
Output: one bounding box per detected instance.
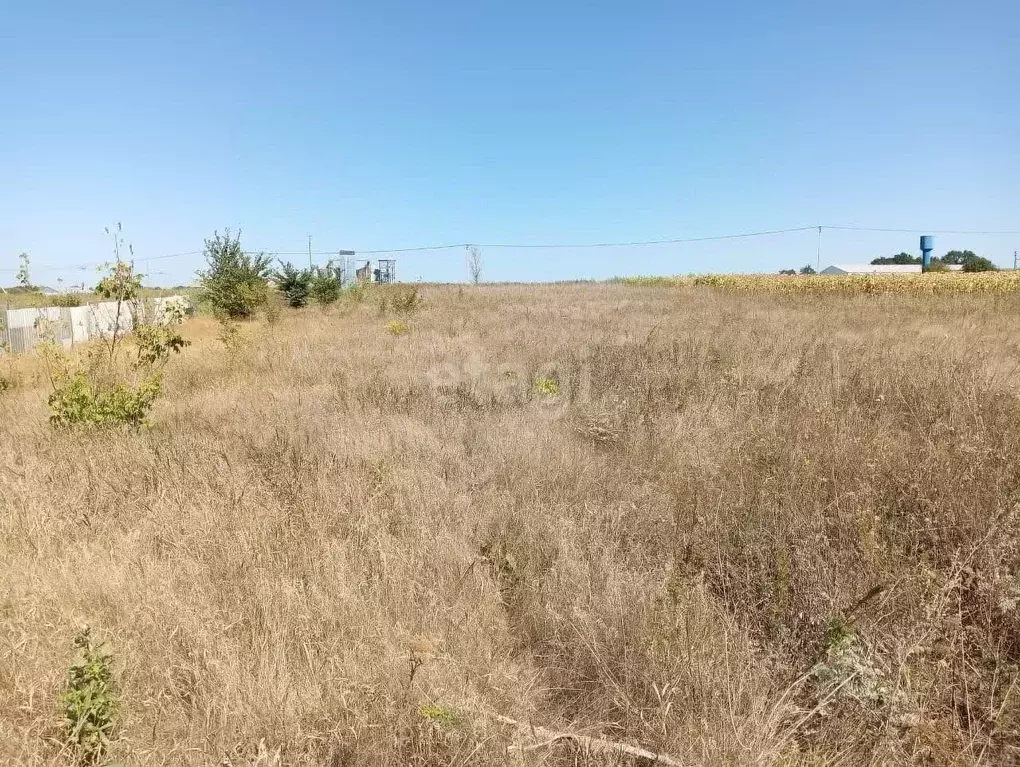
[353,259,396,284]
[820,264,963,275]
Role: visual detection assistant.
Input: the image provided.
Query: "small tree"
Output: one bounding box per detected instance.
[197,230,272,319]
[16,252,31,289]
[94,260,143,358]
[467,245,483,284]
[800,265,816,275]
[274,261,312,308]
[309,264,341,305]
[779,269,797,275]
[46,260,188,429]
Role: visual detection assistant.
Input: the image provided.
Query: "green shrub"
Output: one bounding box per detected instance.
[133,323,189,368]
[61,628,119,765]
[49,293,84,308]
[389,286,424,315]
[197,230,272,319]
[535,375,560,397]
[216,316,243,352]
[274,261,313,308]
[418,703,460,727]
[48,370,162,429]
[962,256,997,272]
[310,268,342,305]
[45,261,187,429]
[385,319,410,336]
[345,282,366,304]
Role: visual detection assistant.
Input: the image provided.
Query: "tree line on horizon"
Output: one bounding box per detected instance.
[779,249,998,275]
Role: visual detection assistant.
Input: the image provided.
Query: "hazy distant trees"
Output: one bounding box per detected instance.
[871,252,920,265]
[871,249,997,272]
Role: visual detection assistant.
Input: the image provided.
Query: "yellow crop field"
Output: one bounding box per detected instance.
[621,271,1020,294]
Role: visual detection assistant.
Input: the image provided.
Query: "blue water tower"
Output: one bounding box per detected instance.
[920,235,935,270]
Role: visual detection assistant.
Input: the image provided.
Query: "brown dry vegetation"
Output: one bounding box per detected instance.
[2,283,1020,765]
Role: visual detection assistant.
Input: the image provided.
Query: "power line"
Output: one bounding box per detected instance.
[5,224,1018,274]
[264,243,466,256]
[359,243,468,254]
[137,250,204,262]
[479,226,817,249]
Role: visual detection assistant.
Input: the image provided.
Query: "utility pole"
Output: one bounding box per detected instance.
[816,226,822,270]
[308,235,313,269]
[1014,250,1018,271]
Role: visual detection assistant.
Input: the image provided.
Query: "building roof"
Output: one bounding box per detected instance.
[821,264,922,275]
[821,263,964,275]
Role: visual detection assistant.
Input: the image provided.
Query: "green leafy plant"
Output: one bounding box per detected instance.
[197,230,272,319]
[535,375,560,397]
[48,370,162,429]
[273,261,312,308]
[16,252,32,289]
[389,286,424,315]
[310,265,342,306]
[50,293,84,308]
[385,319,410,336]
[61,627,119,765]
[45,260,187,429]
[961,255,997,272]
[345,282,366,304]
[94,259,142,358]
[217,316,244,352]
[418,703,460,727]
[133,305,190,367]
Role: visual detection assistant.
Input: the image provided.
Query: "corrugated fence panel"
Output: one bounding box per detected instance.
[1,296,186,355]
[69,307,90,344]
[3,307,72,352]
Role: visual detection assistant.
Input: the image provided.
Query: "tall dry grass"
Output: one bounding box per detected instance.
[2,283,1020,765]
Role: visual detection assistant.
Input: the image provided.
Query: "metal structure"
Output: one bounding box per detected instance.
[376,259,396,283]
[345,258,397,284]
[920,235,935,271]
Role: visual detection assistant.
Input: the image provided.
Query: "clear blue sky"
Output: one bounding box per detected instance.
[2,0,1017,285]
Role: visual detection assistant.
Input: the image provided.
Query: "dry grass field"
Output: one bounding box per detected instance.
[3,282,1020,765]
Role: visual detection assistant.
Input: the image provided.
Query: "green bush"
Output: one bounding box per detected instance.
[389,285,424,315]
[197,230,272,319]
[345,282,366,304]
[310,268,341,305]
[385,319,410,336]
[45,262,188,429]
[49,293,85,308]
[962,256,997,272]
[61,628,119,765]
[48,370,162,429]
[274,261,312,308]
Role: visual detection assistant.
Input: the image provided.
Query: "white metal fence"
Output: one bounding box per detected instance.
[0,296,189,354]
